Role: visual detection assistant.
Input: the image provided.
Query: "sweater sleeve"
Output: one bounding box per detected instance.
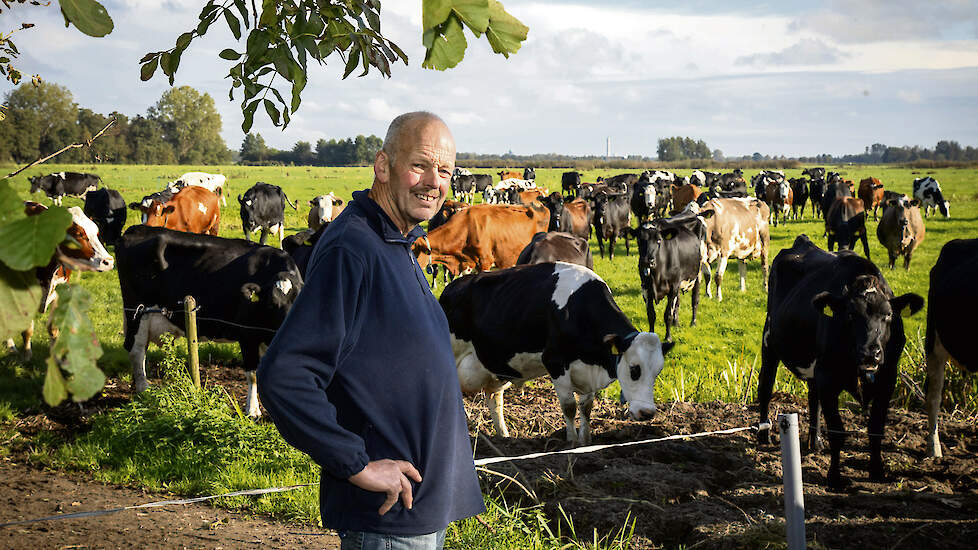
[257,244,370,479]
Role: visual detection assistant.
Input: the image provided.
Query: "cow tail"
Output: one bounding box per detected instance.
[284,193,298,211]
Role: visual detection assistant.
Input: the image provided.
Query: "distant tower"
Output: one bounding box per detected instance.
[606,136,611,158]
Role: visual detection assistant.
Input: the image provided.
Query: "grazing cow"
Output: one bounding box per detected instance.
[671,183,702,214]
[129,185,220,236]
[876,196,924,270]
[600,173,638,194]
[516,231,593,270]
[912,177,950,218]
[238,182,297,245]
[441,261,673,443]
[453,167,472,178]
[168,172,228,206]
[858,177,886,221]
[413,203,550,279]
[518,188,546,205]
[788,178,809,220]
[482,186,501,204]
[282,225,327,278]
[591,192,632,259]
[83,187,127,245]
[116,225,303,417]
[757,234,923,487]
[825,197,870,258]
[498,170,522,181]
[451,173,476,203]
[561,171,582,197]
[765,177,792,226]
[523,167,536,181]
[307,193,344,230]
[690,198,770,301]
[924,239,978,457]
[5,203,114,360]
[630,178,657,222]
[802,167,826,181]
[631,213,707,343]
[28,172,100,206]
[808,177,826,219]
[472,174,493,194]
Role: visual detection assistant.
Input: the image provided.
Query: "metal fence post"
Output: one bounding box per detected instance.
[184,295,200,389]
[779,413,806,550]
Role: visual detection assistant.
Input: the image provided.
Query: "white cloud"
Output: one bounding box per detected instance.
[897,90,923,104]
[445,111,486,125]
[789,0,978,43]
[736,38,849,66]
[364,98,400,122]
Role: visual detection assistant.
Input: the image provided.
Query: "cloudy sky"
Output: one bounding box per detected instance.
[6,0,978,157]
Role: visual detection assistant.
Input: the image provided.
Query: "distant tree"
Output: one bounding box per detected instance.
[291,140,315,164]
[94,111,132,163]
[148,86,231,164]
[0,81,78,163]
[712,149,724,162]
[353,134,383,164]
[935,140,962,161]
[127,115,177,165]
[240,132,269,162]
[752,152,763,162]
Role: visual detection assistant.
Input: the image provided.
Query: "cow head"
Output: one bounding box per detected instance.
[539,193,563,231]
[239,191,260,232]
[606,332,674,420]
[130,200,174,227]
[28,175,44,194]
[812,276,923,376]
[239,270,303,321]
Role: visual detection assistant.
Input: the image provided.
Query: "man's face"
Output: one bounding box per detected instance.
[374,120,455,234]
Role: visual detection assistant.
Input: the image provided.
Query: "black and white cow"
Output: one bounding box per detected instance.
[441,261,673,443]
[924,239,978,457]
[136,189,175,222]
[28,172,100,206]
[472,174,493,194]
[562,171,582,197]
[238,182,298,246]
[912,177,950,218]
[116,225,303,417]
[758,234,923,487]
[451,173,476,203]
[630,177,657,222]
[523,167,536,181]
[168,172,228,206]
[631,212,708,343]
[83,187,127,245]
[591,192,632,259]
[802,167,826,181]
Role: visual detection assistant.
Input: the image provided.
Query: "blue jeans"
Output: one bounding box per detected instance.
[338,529,446,550]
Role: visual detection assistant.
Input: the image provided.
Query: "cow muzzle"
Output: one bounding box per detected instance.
[628,400,656,421]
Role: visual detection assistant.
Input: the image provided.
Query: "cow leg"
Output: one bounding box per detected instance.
[242,226,252,242]
[925,334,950,457]
[554,378,580,443]
[486,385,512,438]
[258,228,269,246]
[819,388,846,488]
[240,343,263,418]
[702,261,714,299]
[860,231,871,260]
[644,290,656,335]
[826,234,834,252]
[21,320,34,361]
[903,249,913,270]
[757,318,778,445]
[887,251,897,270]
[671,293,681,327]
[715,255,728,302]
[130,313,183,393]
[663,293,676,343]
[738,259,749,292]
[428,265,438,290]
[277,224,285,245]
[596,235,605,259]
[608,234,616,260]
[577,392,595,445]
[806,378,823,452]
[690,278,700,327]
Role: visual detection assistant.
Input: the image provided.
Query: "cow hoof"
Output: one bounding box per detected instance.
[132,379,149,393]
[757,429,771,445]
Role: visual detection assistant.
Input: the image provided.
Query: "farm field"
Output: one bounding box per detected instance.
[2,163,977,548]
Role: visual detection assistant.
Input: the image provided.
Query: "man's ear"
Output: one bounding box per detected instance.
[374,150,390,183]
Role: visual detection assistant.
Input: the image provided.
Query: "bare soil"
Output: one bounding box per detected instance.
[3,363,978,549]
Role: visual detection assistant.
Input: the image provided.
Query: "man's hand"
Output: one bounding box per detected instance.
[348,459,423,515]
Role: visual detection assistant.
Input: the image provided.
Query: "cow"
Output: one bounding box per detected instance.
[561,171,582,197]
[689,170,719,188]
[482,186,501,204]
[116,225,303,417]
[451,173,476,203]
[765,177,792,227]
[802,167,826,181]
[498,170,522,181]
[631,213,707,343]
[28,172,100,206]
[788,178,809,220]
[83,187,127,245]
[591,192,632,260]
[808,177,826,219]
[428,200,470,232]
[689,198,770,302]
[713,172,749,198]
[600,173,638,194]
[630,177,657,222]
[129,185,220,236]
[924,239,978,457]
[516,231,593,270]
[440,261,673,443]
[876,196,924,270]
[307,193,344,231]
[539,194,591,240]
[5,203,114,360]
[282,225,327,278]
[168,172,228,206]
[472,174,493,194]
[858,177,886,221]
[757,234,923,487]
[912,177,950,218]
[825,196,870,258]
[238,182,298,246]
[413,203,550,280]
[671,183,702,214]
[523,167,536,181]
[453,167,472,178]
[135,188,175,219]
[820,177,852,220]
[518,188,546,205]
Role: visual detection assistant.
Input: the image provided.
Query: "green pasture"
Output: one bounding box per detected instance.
[1,162,975,546]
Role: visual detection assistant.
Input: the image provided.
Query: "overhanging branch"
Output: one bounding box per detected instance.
[6,118,116,178]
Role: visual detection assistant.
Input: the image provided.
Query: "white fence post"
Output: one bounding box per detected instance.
[779,413,806,549]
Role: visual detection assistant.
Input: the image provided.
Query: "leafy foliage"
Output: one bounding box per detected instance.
[44,283,104,405]
[59,0,113,37]
[657,136,713,162]
[148,86,230,164]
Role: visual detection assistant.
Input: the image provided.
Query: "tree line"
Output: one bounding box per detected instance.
[239,132,384,166]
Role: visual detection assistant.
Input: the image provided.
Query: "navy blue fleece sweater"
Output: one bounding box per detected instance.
[257,189,484,535]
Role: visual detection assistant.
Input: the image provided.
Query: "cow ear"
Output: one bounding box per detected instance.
[698,210,715,219]
[660,341,675,356]
[335,198,344,205]
[891,293,924,318]
[661,228,679,240]
[241,282,261,303]
[162,205,176,215]
[812,291,841,318]
[237,194,244,203]
[603,333,621,355]
[128,202,142,210]
[910,199,921,207]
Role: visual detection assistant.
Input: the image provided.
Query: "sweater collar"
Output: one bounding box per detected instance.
[351,189,427,245]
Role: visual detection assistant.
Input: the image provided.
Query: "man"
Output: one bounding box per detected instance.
[257,112,485,549]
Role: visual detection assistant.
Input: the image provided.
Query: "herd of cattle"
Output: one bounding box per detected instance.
[8,165,975,488]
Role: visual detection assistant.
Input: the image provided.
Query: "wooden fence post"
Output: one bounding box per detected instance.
[184,295,200,389]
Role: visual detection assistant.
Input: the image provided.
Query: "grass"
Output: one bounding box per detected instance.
[1,162,976,547]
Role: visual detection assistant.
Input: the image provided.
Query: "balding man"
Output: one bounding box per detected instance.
[258,112,484,549]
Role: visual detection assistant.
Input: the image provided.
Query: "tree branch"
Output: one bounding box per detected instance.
[6,118,116,178]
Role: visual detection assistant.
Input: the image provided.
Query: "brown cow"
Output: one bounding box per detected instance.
[671,183,702,214]
[858,177,886,221]
[876,196,925,270]
[561,197,592,239]
[413,203,550,277]
[518,189,547,204]
[498,170,522,181]
[307,192,344,230]
[826,196,870,257]
[129,185,220,235]
[691,197,770,302]
[764,178,793,227]
[516,231,593,270]
[6,203,114,360]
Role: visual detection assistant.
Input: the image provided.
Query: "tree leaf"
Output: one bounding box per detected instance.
[219,48,242,60]
[0,179,73,271]
[422,0,453,33]
[225,9,242,40]
[47,284,104,404]
[259,0,279,28]
[59,0,114,38]
[234,0,250,29]
[422,14,466,70]
[485,0,528,57]
[342,45,361,78]
[140,57,158,81]
[263,99,280,125]
[453,0,490,34]
[43,359,69,407]
[241,99,260,133]
[0,262,41,344]
[176,31,193,51]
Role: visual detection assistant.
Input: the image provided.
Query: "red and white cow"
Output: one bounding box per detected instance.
[689,197,771,302]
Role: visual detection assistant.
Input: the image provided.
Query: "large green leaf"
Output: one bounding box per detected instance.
[485,0,527,57]
[0,179,73,271]
[46,284,104,405]
[0,262,41,343]
[43,360,68,408]
[59,0,114,38]
[453,0,490,34]
[422,14,467,70]
[422,0,453,33]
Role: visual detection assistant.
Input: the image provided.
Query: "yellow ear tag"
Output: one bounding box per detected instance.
[664,233,674,240]
[250,292,260,303]
[822,305,833,317]
[611,343,619,355]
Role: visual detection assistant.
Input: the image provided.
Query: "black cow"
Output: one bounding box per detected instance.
[600,173,638,194]
[757,235,923,487]
[820,178,852,220]
[83,187,127,245]
[451,173,476,203]
[562,171,582,197]
[591,192,632,259]
[631,212,708,343]
[28,172,100,206]
[516,231,593,270]
[802,167,826,181]
[441,261,673,443]
[924,239,978,457]
[808,177,826,219]
[788,177,810,220]
[281,225,328,278]
[825,197,870,258]
[238,182,298,246]
[116,225,303,417]
[523,167,536,181]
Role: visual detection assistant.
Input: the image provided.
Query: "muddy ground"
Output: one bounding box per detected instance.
[2,363,978,549]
